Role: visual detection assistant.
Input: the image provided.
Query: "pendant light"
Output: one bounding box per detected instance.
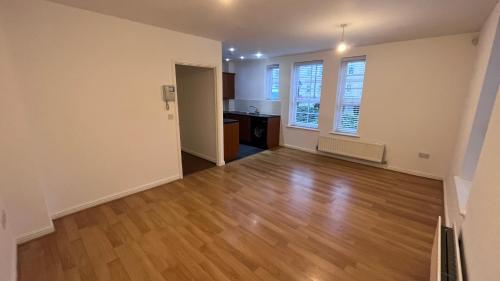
[337,24,348,53]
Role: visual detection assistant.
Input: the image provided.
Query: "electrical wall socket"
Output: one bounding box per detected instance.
[1,209,6,230]
[418,152,430,159]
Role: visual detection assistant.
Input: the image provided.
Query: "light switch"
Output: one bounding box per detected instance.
[418,152,430,159]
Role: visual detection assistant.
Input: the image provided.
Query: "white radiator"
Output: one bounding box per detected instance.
[317,136,385,163]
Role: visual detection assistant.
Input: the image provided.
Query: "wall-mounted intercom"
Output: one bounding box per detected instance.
[162,85,176,110]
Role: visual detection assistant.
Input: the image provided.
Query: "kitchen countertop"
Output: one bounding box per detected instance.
[224,111,280,118]
[223,118,239,124]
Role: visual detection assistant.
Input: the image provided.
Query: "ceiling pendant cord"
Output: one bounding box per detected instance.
[337,24,348,53]
[341,24,347,42]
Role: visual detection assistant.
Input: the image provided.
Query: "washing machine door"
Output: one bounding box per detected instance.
[251,118,268,148]
[254,125,265,138]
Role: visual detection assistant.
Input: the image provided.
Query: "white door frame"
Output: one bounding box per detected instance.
[171,60,225,178]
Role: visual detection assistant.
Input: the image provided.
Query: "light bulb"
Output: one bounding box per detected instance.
[337,41,347,53]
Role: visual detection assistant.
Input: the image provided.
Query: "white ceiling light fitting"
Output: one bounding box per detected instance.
[225,58,231,62]
[337,24,348,53]
[228,47,235,52]
[240,56,245,60]
[255,52,263,58]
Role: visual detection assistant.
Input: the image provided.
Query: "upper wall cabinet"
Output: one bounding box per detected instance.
[223,72,235,100]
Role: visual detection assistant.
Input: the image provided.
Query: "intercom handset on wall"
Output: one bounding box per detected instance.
[162,85,176,110]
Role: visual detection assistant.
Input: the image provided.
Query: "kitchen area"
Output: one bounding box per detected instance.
[222,70,281,162]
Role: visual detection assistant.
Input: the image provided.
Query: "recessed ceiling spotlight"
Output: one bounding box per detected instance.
[255,52,263,58]
[228,47,235,52]
[336,24,349,53]
[225,58,231,62]
[240,56,245,60]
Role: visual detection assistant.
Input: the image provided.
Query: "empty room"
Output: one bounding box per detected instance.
[1,0,499,281]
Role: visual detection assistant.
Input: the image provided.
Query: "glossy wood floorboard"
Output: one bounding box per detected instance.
[18,148,443,281]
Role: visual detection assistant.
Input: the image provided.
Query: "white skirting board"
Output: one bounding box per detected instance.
[181,147,217,163]
[16,221,55,245]
[282,144,443,180]
[51,175,181,219]
[15,175,181,245]
[386,165,443,181]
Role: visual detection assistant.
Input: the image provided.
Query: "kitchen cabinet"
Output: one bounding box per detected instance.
[224,113,251,143]
[224,111,280,149]
[266,117,280,148]
[249,116,280,149]
[222,72,235,99]
[223,119,239,162]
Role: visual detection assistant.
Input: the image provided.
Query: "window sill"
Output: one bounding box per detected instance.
[330,131,360,138]
[287,125,319,132]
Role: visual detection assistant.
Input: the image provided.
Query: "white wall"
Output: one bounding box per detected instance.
[233,60,282,115]
[0,12,53,242]
[176,65,217,162]
[1,0,222,233]
[451,4,500,179]
[445,3,500,228]
[0,194,16,281]
[234,34,476,178]
[461,86,500,281]
[458,6,500,181]
[232,99,282,115]
[235,60,268,100]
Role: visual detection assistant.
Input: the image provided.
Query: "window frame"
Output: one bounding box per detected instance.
[266,64,280,101]
[333,56,367,136]
[289,60,324,129]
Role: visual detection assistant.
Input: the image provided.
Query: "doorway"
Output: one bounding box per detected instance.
[175,64,218,176]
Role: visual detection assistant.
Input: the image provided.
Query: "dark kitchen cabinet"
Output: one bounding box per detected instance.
[266,117,280,149]
[249,116,280,149]
[222,72,235,100]
[224,112,280,149]
[224,120,239,162]
[224,113,251,143]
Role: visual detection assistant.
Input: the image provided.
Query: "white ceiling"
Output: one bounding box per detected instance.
[49,0,497,59]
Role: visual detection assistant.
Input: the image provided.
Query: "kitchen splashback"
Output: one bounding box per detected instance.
[233,99,281,115]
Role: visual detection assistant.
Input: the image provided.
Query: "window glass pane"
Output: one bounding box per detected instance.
[335,58,366,134]
[346,61,365,75]
[310,102,320,114]
[309,114,319,125]
[296,113,308,123]
[343,88,363,105]
[267,65,280,100]
[345,77,364,90]
[296,102,309,113]
[339,105,360,133]
[291,62,323,128]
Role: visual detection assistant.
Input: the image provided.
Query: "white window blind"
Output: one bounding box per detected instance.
[334,57,366,135]
[290,61,323,128]
[266,64,280,100]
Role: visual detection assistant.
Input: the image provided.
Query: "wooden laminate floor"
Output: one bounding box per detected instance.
[18,148,443,281]
[181,151,216,176]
